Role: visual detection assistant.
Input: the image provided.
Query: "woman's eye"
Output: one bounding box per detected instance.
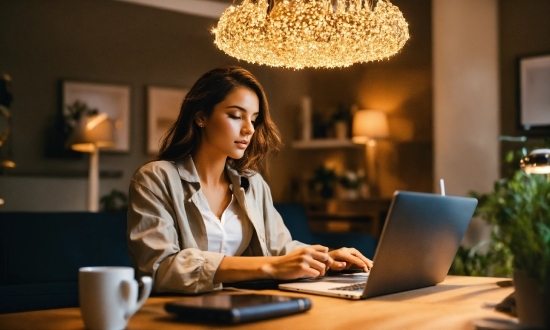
[229,114,241,120]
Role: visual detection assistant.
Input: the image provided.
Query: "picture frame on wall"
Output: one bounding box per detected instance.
[63,81,131,152]
[519,54,550,132]
[147,86,188,155]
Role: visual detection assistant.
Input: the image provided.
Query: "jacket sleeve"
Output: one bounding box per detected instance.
[127,166,225,294]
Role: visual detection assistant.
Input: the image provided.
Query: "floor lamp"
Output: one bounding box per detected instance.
[67,112,113,212]
[352,109,389,197]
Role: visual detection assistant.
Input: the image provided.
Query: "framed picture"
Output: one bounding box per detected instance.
[519,54,550,131]
[63,81,131,152]
[147,86,188,154]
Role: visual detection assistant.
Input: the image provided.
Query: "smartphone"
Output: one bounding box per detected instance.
[165,293,311,324]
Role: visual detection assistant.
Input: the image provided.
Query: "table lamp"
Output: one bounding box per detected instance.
[352,109,389,197]
[67,112,113,212]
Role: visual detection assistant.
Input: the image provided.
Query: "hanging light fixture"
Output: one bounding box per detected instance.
[213,0,409,69]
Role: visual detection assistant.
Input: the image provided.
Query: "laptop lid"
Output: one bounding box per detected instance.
[278,191,477,299]
[362,191,477,298]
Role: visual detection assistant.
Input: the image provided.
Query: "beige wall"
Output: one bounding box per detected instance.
[432,0,500,248]
[433,0,499,197]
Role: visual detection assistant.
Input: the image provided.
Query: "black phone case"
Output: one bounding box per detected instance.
[165,294,312,324]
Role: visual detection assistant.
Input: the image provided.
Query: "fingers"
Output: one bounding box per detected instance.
[271,245,337,279]
[350,249,373,270]
[329,248,373,272]
[308,244,329,254]
[304,245,331,275]
[324,255,335,271]
[329,259,347,271]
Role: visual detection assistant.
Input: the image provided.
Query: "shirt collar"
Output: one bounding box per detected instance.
[175,155,250,191]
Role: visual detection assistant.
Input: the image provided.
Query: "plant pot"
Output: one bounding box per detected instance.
[336,186,359,200]
[513,269,550,329]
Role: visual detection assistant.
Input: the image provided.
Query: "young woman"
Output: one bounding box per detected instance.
[127,66,372,294]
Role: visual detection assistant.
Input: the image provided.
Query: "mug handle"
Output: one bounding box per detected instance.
[124,276,152,320]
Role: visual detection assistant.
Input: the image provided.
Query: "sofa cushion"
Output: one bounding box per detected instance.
[274,203,316,244]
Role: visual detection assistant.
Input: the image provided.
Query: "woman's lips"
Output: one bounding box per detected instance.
[235,140,248,149]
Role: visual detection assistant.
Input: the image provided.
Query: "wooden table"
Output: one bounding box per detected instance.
[0,276,518,330]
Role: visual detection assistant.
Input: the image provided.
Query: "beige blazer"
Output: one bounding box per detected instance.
[127,156,306,294]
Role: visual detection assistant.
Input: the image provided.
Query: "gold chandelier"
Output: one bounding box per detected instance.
[213,0,409,69]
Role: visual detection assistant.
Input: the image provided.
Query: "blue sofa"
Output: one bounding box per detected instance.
[0,212,130,313]
[0,204,376,313]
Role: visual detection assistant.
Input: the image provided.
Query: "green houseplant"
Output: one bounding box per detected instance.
[474,166,550,328]
[309,165,338,199]
[448,144,550,327]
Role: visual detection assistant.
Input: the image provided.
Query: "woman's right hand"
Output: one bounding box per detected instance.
[261,245,333,279]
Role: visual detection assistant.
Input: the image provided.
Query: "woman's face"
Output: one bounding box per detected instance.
[199,87,259,160]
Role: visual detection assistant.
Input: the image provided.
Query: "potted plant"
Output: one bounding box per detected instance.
[475,169,550,328]
[309,165,338,199]
[337,170,364,200]
[100,189,128,212]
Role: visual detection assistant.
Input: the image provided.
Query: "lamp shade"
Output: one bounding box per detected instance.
[67,112,113,152]
[352,109,389,144]
[520,149,550,174]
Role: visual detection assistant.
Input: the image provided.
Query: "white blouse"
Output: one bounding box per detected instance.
[196,189,253,256]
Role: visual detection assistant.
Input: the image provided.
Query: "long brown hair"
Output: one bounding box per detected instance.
[157,66,281,174]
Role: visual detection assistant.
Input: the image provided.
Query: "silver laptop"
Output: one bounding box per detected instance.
[278,191,478,299]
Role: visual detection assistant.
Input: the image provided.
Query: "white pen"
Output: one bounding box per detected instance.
[439,179,445,196]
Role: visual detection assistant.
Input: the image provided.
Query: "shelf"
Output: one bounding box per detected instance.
[291,139,360,149]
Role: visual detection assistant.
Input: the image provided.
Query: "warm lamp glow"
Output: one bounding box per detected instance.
[213,0,409,69]
[352,109,389,144]
[68,113,113,152]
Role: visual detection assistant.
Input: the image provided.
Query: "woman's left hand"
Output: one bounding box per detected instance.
[327,248,373,272]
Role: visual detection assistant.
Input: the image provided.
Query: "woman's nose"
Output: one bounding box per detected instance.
[242,120,255,135]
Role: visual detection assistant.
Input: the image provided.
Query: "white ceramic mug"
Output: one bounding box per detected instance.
[79,266,152,330]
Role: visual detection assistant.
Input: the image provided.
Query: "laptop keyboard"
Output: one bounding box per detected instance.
[329,282,366,291]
